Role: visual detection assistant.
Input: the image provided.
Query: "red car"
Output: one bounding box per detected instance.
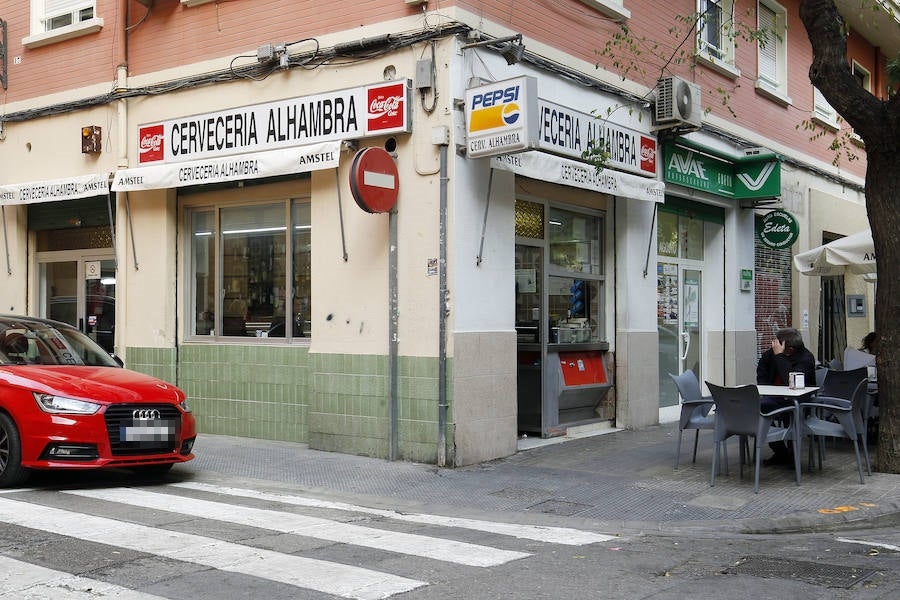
[0,315,195,487]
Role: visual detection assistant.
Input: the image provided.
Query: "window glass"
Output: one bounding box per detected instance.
[657,211,678,258]
[221,203,286,337]
[697,0,734,65]
[548,276,603,342]
[548,207,601,275]
[546,206,605,343]
[187,198,309,341]
[42,1,94,32]
[700,0,724,59]
[657,212,704,260]
[290,202,311,337]
[191,210,215,335]
[683,217,704,260]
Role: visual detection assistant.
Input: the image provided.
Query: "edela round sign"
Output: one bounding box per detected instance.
[758,209,799,249]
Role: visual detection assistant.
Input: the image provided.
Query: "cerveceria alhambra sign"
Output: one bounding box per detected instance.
[758,210,799,249]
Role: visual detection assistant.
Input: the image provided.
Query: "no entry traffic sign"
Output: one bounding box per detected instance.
[349,147,399,213]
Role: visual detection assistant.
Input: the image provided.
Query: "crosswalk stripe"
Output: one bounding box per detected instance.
[172,481,617,545]
[64,487,530,567]
[0,497,424,600]
[0,555,165,600]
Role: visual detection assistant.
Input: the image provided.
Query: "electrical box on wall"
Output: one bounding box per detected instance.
[847,294,866,317]
[81,125,101,154]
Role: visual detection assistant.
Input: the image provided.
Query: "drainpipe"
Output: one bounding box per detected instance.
[436,130,449,466]
[114,2,128,359]
[389,206,398,461]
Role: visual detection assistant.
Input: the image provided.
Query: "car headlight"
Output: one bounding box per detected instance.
[178,399,192,413]
[33,393,101,415]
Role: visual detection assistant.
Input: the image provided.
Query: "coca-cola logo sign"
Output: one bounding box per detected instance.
[367,82,406,132]
[640,136,657,174]
[139,124,165,163]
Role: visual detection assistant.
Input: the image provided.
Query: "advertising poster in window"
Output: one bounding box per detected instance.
[657,263,678,324]
[683,276,700,328]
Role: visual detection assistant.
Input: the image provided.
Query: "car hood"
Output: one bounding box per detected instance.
[0,365,184,404]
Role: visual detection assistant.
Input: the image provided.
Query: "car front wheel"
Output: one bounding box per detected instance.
[0,412,29,487]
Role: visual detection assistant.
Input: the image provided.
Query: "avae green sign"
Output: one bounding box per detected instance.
[663,141,781,199]
[758,210,799,248]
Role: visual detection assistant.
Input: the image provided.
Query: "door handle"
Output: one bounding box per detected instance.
[680,331,690,361]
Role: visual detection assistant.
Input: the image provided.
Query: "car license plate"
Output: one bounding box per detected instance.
[121,421,176,442]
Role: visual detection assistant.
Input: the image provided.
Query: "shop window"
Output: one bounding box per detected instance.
[547,207,605,342]
[657,211,704,260]
[25,1,102,48]
[186,198,310,340]
[548,207,602,275]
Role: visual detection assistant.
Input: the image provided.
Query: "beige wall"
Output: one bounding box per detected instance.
[798,186,872,361]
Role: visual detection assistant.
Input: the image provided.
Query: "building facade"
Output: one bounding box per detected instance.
[0,1,890,465]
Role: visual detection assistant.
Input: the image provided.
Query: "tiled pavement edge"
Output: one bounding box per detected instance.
[186,422,900,535]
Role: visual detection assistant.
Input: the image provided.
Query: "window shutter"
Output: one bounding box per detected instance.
[758,5,777,82]
[813,88,836,121]
[45,1,90,18]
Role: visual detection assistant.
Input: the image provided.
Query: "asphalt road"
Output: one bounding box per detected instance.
[0,464,898,599]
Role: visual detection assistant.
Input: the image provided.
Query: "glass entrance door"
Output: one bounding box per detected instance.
[38,254,116,353]
[657,263,703,408]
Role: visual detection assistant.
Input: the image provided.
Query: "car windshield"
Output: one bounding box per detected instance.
[0,320,119,367]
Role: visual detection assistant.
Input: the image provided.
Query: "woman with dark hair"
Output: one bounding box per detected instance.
[860,331,877,354]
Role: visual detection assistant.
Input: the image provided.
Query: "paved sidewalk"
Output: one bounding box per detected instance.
[186,422,900,535]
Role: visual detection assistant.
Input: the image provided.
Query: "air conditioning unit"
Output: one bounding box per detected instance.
[654,76,702,129]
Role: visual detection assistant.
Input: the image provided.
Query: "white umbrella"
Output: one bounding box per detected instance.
[793,229,876,276]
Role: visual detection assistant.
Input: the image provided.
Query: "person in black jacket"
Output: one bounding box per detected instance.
[756,327,817,465]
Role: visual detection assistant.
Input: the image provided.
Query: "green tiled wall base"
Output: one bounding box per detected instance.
[309,353,451,463]
[127,346,451,461]
[128,345,310,444]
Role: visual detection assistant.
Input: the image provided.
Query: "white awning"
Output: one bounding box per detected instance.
[793,229,876,276]
[491,151,664,203]
[0,173,110,206]
[111,141,341,192]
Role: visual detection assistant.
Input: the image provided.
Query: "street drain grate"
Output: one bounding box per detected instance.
[724,556,877,589]
[527,499,592,516]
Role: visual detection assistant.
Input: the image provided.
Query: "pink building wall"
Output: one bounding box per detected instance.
[1,0,887,179]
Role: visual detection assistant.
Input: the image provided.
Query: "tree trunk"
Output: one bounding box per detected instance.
[800,0,900,472]
[864,151,900,473]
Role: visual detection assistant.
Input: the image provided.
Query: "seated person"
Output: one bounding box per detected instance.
[843,346,875,371]
[860,331,877,354]
[756,327,816,465]
[1,332,31,364]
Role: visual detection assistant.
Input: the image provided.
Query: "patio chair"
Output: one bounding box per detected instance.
[706,382,801,493]
[814,365,828,387]
[669,371,715,469]
[817,367,868,409]
[800,379,868,483]
[808,367,868,467]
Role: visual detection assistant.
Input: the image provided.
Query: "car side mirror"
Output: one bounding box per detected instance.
[110,353,124,367]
